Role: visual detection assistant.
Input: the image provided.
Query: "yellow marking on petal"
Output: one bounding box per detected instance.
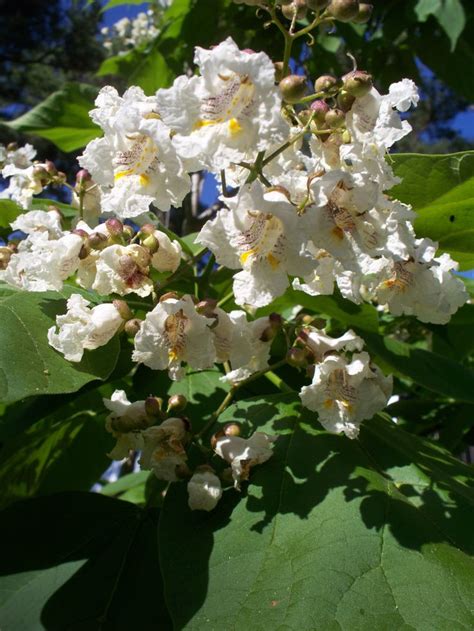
[228,117,242,135]
[267,252,280,269]
[341,400,353,413]
[323,399,333,409]
[168,349,178,362]
[240,249,255,265]
[193,119,221,131]
[139,173,150,186]
[331,226,345,240]
[144,112,161,120]
[114,169,134,181]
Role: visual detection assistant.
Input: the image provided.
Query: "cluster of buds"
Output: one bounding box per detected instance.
[32,160,67,188]
[268,0,372,23]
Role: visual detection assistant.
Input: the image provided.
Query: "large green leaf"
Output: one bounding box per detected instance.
[0,492,171,630]
[391,151,474,269]
[97,45,174,93]
[0,288,120,404]
[7,83,100,152]
[415,0,466,50]
[0,199,22,228]
[159,394,474,630]
[361,331,474,403]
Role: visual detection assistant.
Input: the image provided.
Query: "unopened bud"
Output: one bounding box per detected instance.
[6,142,18,152]
[79,241,91,260]
[269,313,283,329]
[195,298,217,316]
[44,160,57,176]
[122,225,135,240]
[113,299,133,321]
[341,129,352,143]
[286,347,307,368]
[224,422,242,437]
[282,0,308,20]
[76,168,92,185]
[159,291,179,302]
[279,74,308,104]
[105,218,124,236]
[337,89,356,112]
[260,325,278,343]
[353,2,373,23]
[138,223,156,236]
[325,108,346,129]
[210,429,226,450]
[343,70,373,98]
[327,0,360,21]
[315,74,340,94]
[142,234,159,254]
[145,396,163,418]
[274,61,284,83]
[55,171,67,185]
[167,394,187,413]
[310,99,330,122]
[72,228,89,239]
[124,318,142,337]
[89,232,108,250]
[33,166,49,185]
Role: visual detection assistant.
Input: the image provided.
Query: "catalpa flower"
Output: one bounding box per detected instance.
[132,294,216,380]
[1,163,45,209]
[48,294,124,362]
[79,86,190,218]
[196,182,315,307]
[10,209,63,238]
[140,418,189,481]
[0,231,83,291]
[214,431,276,490]
[156,37,288,173]
[188,467,223,511]
[103,389,150,460]
[300,352,392,439]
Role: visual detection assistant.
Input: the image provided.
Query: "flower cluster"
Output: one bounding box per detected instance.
[100,8,167,56]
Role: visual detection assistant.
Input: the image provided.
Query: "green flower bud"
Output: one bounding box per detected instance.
[6,142,18,152]
[113,299,133,321]
[274,61,284,83]
[75,168,92,185]
[145,396,164,418]
[279,74,308,103]
[142,234,159,254]
[327,0,360,21]
[310,99,330,122]
[286,347,307,368]
[78,241,91,260]
[342,70,373,97]
[325,108,346,129]
[89,232,108,250]
[337,89,356,112]
[353,2,373,23]
[124,318,142,337]
[282,0,308,21]
[123,225,135,240]
[224,422,242,437]
[314,74,340,94]
[167,394,188,413]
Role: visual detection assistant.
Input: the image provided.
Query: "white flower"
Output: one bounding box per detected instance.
[48,294,124,362]
[372,239,467,324]
[0,231,83,291]
[140,418,188,481]
[10,209,63,238]
[132,294,216,380]
[79,86,190,218]
[293,248,337,297]
[196,182,315,307]
[81,243,154,297]
[1,164,44,208]
[300,352,392,439]
[187,468,222,511]
[103,390,149,459]
[156,37,288,173]
[150,230,182,273]
[0,142,36,169]
[300,327,364,361]
[214,431,276,489]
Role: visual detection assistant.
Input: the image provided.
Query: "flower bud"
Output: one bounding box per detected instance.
[33,166,50,186]
[259,325,278,343]
[76,168,92,185]
[298,109,313,126]
[337,89,356,112]
[145,396,164,418]
[286,347,307,368]
[113,299,133,321]
[353,2,373,23]
[195,298,218,316]
[224,422,242,437]
[122,225,135,240]
[89,232,108,250]
[6,142,18,152]
[310,99,330,122]
[138,223,156,236]
[342,70,373,97]
[282,0,308,19]
[72,228,89,239]
[167,394,187,413]
[55,171,67,185]
[327,0,360,21]
[279,74,308,104]
[314,74,340,94]
[142,234,159,254]
[44,160,57,176]
[269,312,283,329]
[105,218,124,236]
[79,241,91,260]
[274,61,284,83]
[0,246,12,270]
[159,291,179,302]
[210,429,226,450]
[124,318,142,337]
[325,108,346,129]
[341,129,352,143]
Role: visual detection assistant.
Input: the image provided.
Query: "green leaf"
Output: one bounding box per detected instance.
[361,331,474,403]
[30,197,78,219]
[159,394,474,630]
[0,389,111,508]
[7,83,100,152]
[391,151,474,269]
[0,199,22,228]
[0,288,120,403]
[0,492,172,629]
[97,45,174,93]
[415,0,466,50]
